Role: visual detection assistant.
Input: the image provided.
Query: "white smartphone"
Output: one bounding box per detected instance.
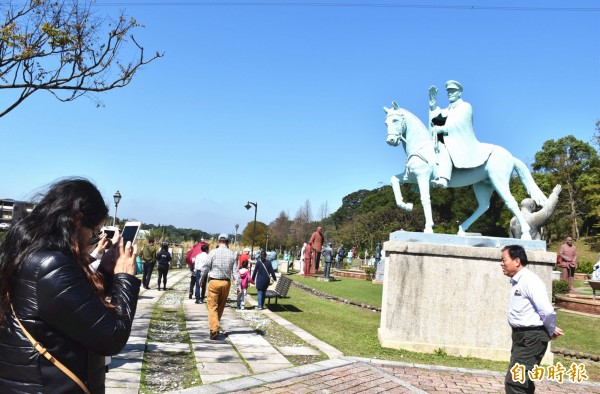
[101,226,118,240]
[121,221,141,247]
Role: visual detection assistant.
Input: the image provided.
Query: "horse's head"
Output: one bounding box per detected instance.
[383,101,406,147]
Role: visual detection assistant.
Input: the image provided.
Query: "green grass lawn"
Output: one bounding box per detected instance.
[554,310,600,353]
[267,274,600,381]
[272,285,508,372]
[288,273,383,307]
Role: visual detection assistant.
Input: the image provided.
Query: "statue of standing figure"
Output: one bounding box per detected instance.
[510,185,562,240]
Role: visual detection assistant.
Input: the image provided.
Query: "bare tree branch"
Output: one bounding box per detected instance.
[0,0,162,118]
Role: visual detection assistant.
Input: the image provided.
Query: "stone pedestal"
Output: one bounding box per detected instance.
[378,232,556,363]
[278,261,288,273]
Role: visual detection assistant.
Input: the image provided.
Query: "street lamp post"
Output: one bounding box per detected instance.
[244,202,257,259]
[265,233,269,251]
[113,191,122,226]
[235,223,239,252]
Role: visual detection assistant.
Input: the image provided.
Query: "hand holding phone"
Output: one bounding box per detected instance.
[113,236,138,276]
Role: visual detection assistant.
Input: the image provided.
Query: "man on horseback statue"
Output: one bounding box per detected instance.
[428,80,493,188]
[383,82,549,238]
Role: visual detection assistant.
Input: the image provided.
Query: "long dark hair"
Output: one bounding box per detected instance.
[0,178,109,325]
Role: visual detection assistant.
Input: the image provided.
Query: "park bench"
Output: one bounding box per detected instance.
[265,275,292,305]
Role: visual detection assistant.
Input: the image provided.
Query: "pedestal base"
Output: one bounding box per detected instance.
[379,232,555,363]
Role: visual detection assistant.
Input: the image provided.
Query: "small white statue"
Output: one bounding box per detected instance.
[510,184,562,240]
[593,257,600,281]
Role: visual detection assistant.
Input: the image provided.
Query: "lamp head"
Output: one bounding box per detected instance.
[113,190,122,205]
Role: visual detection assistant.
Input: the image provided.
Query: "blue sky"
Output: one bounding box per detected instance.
[1,1,599,234]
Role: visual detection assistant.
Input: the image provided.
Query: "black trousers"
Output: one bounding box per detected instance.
[189,270,196,294]
[142,262,154,288]
[505,328,550,394]
[157,268,168,289]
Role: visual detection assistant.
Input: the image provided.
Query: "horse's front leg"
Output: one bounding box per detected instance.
[391,174,413,211]
[415,171,434,233]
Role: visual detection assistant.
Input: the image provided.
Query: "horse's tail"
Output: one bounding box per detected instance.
[514,158,548,206]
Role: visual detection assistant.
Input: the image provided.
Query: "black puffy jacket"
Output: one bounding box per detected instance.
[0,251,140,393]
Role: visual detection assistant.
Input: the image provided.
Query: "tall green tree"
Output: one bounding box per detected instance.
[532,135,599,238]
[581,122,600,230]
[241,221,267,252]
[269,211,291,251]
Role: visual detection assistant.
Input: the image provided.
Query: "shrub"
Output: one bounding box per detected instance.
[576,260,594,274]
[552,279,570,299]
[364,266,376,280]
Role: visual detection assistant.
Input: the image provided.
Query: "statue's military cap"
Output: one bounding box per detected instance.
[445,80,463,91]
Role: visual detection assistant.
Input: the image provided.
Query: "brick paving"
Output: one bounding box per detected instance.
[224,361,600,394]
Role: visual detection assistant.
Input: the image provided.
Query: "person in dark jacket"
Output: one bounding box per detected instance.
[156,242,172,290]
[251,250,277,310]
[0,178,140,394]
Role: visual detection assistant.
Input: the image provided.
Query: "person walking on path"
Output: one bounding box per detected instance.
[252,250,277,310]
[501,245,563,394]
[156,242,172,291]
[308,226,324,272]
[238,247,251,268]
[202,233,240,340]
[194,244,210,303]
[140,238,158,289]
[237,260,254,309]
[558,236,578,292]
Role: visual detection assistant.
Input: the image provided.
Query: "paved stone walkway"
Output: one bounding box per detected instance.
[105,269,600,393]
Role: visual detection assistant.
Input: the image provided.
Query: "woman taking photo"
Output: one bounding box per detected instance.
[0,178,140,393]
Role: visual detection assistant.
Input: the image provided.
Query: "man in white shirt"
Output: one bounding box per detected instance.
[193,244,209,304]
[501,245,563,394]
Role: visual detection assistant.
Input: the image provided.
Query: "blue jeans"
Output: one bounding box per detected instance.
[257,289,266,308]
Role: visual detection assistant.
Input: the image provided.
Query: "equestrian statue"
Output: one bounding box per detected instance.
[384,80,547,240]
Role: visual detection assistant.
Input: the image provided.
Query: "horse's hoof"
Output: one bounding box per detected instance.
[431,178,448,188]
[405,203,413,211]
[521,233,532,241]
[424,228,433,234]
[457,226,466,236]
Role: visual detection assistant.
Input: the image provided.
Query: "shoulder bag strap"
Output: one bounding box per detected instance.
[259,260,272,279]
[10,303,92,394]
